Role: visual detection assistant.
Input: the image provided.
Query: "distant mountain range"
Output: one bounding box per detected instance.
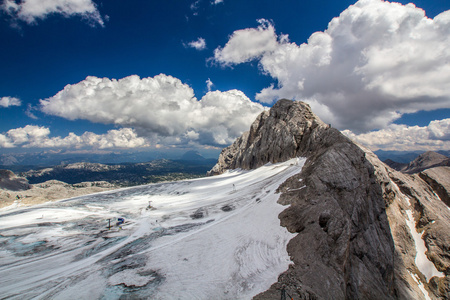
[0,149,220,172]
[0,152,217,208]
[374,149,450,164]
[21,158,216,186]
[0,168,117,209]
[0,150,216,189]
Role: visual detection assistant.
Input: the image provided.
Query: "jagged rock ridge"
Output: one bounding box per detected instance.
[385,151,450,174]
[209,99,449,300]
[403,151,450,174]
[208,99,331,175]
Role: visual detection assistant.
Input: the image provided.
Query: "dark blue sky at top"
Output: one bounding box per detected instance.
[0,0,449,139]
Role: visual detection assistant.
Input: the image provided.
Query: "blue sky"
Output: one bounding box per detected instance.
[0,0,449,155]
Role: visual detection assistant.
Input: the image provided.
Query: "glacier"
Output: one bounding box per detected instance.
[0,158,306,299]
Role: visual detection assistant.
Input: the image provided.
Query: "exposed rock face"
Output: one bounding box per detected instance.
[208,99,330,175]
[253,113,398,299]
[362,150,450,300]
[0,169,30,191]
[419,166,450,208]
[209,99,449,299]
[401,151,450,174]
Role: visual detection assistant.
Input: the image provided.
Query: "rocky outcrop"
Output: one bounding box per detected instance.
[209,99,449,299]
[419,166,450,208]
[208,99,331,175]
[401,151,450,174]
[0,169,31,191]
[363,149,450,300]
[252,108,398,299]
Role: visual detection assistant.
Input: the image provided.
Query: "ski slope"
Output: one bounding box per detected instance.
[0,158,305,299]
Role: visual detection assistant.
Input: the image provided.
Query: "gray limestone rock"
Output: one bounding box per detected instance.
[419,166,450,208]
[259,132,397,299]
[0,169,31,191]
[207,99,449,299]
[363,149,450,300]
[401,151,450,174]
[208,99,330,175]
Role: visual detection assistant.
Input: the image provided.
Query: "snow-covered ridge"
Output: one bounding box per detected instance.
[0,157,305,299]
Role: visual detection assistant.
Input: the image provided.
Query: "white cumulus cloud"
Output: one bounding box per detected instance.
[342,119,450,151]
[2,0,104,26]
[6,125,50,145]
[0,126,148,149]
[428,119,450,141]
[0,134,14,148]
[213,19,280,67]
[191,89,265,145]
[185,37,207,50]
[0,96,21,107]
[39,74,264,146]
[40,75,196,136]
[213,0,450,133]
[206,78,213,92]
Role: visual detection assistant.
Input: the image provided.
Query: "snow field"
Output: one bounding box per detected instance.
[0,157,306,299]
[404,202,444,281]
[388,180,444,283]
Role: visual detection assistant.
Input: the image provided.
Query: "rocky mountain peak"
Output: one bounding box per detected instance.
[403,151,450,174]
[208,99,335,175]
[180,150,205,161]
[207,99,449,299]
